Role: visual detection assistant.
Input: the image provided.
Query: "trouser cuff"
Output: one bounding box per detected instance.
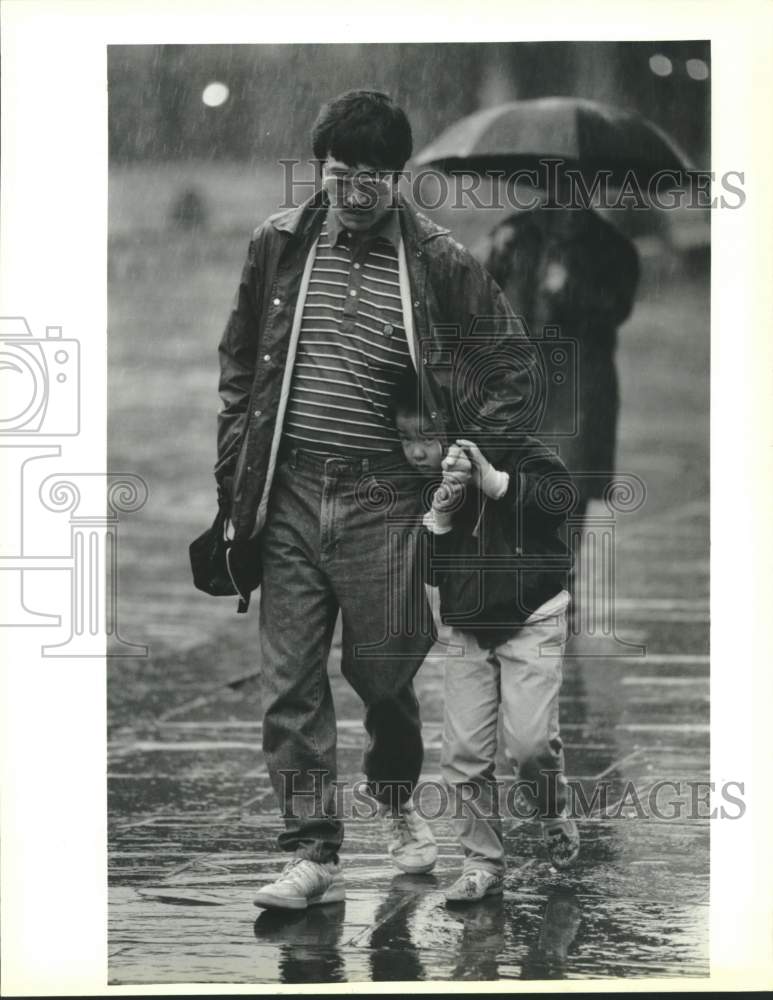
[365,779,415,811]
[462,858,506,876]
[293,843,339,865]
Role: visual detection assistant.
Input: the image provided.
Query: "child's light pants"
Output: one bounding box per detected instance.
[441,591,571,876]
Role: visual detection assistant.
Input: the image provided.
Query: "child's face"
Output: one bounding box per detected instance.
[396,412,444,472]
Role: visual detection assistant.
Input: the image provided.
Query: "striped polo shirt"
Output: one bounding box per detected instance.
[283,209,413,456]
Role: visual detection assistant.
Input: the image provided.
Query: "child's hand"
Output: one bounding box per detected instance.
[431,478,463,513]
[455,439,509,499]
[441,443,472,485]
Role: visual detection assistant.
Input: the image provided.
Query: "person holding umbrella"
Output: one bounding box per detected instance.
[474,191,640,603]
[416,97,690,614]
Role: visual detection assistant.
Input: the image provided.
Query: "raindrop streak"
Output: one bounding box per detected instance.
[202,81,229,108]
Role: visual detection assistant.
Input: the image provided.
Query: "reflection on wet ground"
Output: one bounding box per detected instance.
[253,902,348,984]
[248,878,586,985]
[109,606,710,983]
[110,814,709,984]
[108,503,710,984]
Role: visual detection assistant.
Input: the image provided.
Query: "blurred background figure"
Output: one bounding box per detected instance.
[414,94,692,614]
[475,200,640,604]
[169,185,209,232]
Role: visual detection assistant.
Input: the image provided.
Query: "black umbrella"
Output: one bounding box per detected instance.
[413,97,693,189]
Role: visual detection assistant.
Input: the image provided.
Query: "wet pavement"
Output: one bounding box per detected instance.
[107,236,709,985]
[108,509,710,984]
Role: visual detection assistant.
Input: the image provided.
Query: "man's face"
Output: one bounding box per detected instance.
[322,156,396,233]
[396,412,444,473]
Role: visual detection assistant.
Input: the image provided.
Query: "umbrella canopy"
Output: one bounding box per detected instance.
[413,97,693,189]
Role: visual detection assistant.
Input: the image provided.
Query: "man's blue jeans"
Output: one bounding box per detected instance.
[258,447,435,863]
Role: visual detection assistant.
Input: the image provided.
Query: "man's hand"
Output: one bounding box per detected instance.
[441,443,472,485]
[455,439,509,499]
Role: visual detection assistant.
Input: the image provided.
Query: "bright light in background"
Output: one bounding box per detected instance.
[686,59,710,81]
[202,82,229,108]
[649,54,673,77]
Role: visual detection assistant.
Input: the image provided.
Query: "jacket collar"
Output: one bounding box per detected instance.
[269,191,450,246]
[397,196,451,247]
[268,190,326,237]
[325,203,402,249]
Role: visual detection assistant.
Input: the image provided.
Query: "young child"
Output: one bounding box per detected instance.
[393,380,581,904]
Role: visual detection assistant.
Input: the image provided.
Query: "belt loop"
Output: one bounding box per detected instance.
[362,457,370,473]
[289,448,297,469]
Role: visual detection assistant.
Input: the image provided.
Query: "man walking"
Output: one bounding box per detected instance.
[215,90,538,909]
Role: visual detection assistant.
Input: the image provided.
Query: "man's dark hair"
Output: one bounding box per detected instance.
[312,90,413,172]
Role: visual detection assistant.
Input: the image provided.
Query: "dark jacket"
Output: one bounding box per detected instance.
[425,437,574,647]
[474,207,639,500]
[215,190,541,599]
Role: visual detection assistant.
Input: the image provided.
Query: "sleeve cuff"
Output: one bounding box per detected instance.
[483,469,510,500]
[422,508,454,535]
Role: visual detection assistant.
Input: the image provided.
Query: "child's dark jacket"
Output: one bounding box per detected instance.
[424,437,574,647]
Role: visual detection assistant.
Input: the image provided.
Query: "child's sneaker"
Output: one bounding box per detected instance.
[380,801,438,874]
[444,868,504,904]
[542,814,580,869]
[253,858,345,910]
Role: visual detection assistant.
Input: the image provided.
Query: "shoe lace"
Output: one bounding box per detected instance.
[279,858,326,891]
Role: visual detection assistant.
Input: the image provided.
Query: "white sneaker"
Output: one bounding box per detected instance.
[445,868,504,904]
[380,801,438,874]
[542,814,581,870]
[253,858,345,911]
